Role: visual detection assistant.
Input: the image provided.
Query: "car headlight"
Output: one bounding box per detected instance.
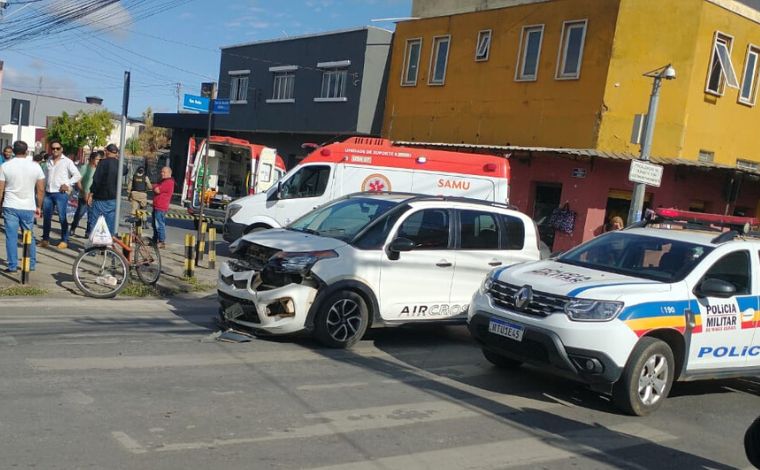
[267,250,338,275]
[227,203,242,221]
[564,299,623,322]
[480,272,496,294]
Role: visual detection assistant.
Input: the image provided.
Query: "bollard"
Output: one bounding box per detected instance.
[195,221,207,265]
[21,230,32,285]
[184,233,196,278]
[208,227,217,270]
[135,210,145,237]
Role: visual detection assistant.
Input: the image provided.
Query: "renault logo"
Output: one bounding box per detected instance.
[515,285,533,310]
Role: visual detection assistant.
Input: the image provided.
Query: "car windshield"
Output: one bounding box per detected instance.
[557,232,713,283]
[287,197,400,241]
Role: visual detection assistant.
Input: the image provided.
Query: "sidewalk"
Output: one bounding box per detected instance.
[0,219,223,298]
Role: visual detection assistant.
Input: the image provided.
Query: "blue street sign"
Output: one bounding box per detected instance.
[183,94,210,113]
[213,99,230,114]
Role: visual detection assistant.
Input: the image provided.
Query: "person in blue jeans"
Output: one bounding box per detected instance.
[40,139,80,250]
[0,141,45,273]
[87,144,120,236]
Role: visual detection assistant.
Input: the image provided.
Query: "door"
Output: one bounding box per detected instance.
[273,164,333,226]
[533,183,561,251]
[181,137,199,206]
[378,208,455,321]
[450,210,533,309]
[685,250,758,371]
[253,147,278,193]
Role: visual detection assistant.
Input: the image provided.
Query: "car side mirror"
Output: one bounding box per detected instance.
[387,237,415,260]
[695,278,736,299]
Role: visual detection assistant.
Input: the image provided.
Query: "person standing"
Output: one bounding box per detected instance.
[0,141,45,273]
[151,167,175,249]
[1,145,12,164]
[88,144,120,236]
[40,139,81,249]
[127,166,152,217]
[69,152,99,238]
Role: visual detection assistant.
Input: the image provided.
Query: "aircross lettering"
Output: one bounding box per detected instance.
[400,304,468,318]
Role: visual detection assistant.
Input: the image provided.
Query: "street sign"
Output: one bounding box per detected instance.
[183,94,209,113]
[213,99,230,114]
[628,159,664,187]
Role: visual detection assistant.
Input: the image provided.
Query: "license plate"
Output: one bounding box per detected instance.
[488,318,524,342]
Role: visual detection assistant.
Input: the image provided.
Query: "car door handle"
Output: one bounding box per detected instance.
[436,260,453,268]
[488,260,503,267]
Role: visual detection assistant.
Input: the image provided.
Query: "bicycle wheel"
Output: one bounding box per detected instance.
[72,246,129,298]
[133,237,162,285]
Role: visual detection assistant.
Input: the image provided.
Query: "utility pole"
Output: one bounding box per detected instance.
[627,64,676,226]
[195,99,214,265]
[15,101,22,142]
[175,82,182,113]
[114,71,130,236]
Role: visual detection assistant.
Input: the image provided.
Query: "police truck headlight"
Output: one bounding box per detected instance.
[564,299,623,322]
[267,250,338,275]
[227,203,242,221]
[480,273,495,294]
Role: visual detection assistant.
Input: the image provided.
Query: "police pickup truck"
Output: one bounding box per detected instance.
[468,208,760,415]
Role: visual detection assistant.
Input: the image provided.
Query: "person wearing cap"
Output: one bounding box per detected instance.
[40,138,81,250]
[87,143,120,236]
[127,166,152,217]
[0,141,45,273]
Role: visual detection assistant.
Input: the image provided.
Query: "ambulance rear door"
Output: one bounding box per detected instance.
[253,147,278,193]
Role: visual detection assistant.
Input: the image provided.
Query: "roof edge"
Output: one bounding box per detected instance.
[221,26,392,51]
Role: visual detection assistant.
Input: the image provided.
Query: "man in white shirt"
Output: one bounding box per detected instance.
[40,138,81,250]
[0,141,45,273]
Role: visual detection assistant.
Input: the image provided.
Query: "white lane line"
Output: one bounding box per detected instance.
[297,381,370,391]
[111,431,148,455]
[154,400,481,453]
[308,422,676,470]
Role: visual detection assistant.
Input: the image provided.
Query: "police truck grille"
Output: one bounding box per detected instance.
[488,281,568,317]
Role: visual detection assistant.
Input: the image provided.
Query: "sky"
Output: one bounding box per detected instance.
[0,0,411,116]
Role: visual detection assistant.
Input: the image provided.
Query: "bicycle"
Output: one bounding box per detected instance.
[72,216,162,298]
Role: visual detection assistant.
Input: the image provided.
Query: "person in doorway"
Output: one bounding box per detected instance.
[40,139,81,250]
[608,216,625,232]
[1,145,13,164]
[88,144,120,236]
[69,152,100,238]
[127,166,152,217]
[0,141,45,273]
[151,167,175,249]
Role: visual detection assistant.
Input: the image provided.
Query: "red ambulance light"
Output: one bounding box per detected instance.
[483,163,497,172]
[655,208,759,226]
[321,148,332,156]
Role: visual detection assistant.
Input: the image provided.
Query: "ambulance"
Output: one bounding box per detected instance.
[223,137,510,242]
[182,136,287,223]
[468,208,760,416]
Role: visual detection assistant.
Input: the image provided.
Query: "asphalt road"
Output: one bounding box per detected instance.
[1,297,757,469]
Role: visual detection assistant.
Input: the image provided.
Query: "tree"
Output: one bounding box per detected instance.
[47,110,114,156]
[125,137,141,156]
[138,107,168,158]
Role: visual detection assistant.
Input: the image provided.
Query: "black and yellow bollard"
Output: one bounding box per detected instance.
[184,233,196,278]
[208,227,217,270]
[135,210,145,238]
[21,230,32,285]
[195,221,207,265]
[121,233,132,259]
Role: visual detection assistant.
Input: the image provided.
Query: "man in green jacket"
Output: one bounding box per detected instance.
[69,152,100,237]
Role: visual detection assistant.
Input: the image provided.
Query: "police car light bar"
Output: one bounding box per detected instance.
[654,208,759,226]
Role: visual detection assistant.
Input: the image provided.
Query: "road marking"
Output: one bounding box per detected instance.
[297,381,369,391]
[308,422,676,470]
[111,431,148,455]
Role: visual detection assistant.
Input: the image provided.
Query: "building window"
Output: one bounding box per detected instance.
[739,45,760,105]
[429,35,451,85]
[516,25,544,81]
[737,159,759,171]
[698,150,715,163]
[556,20,587,80]
[266,65,297,103]
[315,61,349,102]
[402,38,422,86]
[10,98,30,126]
[475,30,492,62]
[228,70,250,103]
[706,32,739,95]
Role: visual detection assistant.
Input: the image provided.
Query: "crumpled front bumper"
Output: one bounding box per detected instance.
[217,261,319,335]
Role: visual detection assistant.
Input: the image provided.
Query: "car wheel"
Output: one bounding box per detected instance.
[314,291,369,349]
[612,337,674,416]
[482,348,522,369]
[745,415,760,468]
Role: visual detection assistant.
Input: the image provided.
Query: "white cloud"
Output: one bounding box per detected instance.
[2,66,82,100]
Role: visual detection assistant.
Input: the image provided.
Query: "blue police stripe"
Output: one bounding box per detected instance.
[618,295,757,321]
[567,282,659,298]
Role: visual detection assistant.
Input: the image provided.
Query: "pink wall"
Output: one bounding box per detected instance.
[509,154,760,251]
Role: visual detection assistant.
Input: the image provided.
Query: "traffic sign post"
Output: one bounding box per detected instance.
[213,99,230,114]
